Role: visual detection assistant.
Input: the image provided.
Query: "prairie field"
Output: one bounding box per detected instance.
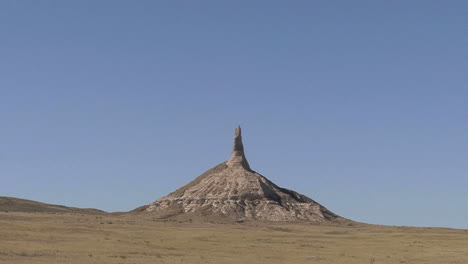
[0,212,467,264]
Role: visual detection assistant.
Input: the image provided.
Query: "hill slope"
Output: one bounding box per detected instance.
[0,196,106,214]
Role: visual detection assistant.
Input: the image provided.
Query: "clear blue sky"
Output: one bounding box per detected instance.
[1,1,467,229]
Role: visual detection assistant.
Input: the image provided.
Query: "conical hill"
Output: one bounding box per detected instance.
[137,126,343,222]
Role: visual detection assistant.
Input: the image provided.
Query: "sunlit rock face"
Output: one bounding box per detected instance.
[144,127,340,222]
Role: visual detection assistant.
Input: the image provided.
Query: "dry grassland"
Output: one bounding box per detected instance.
[1,212,467,264]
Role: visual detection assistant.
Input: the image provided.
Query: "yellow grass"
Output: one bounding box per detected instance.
[1,212,467,264]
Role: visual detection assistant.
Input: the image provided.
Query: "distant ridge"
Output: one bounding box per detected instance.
[0,196,106,214]
[136,126,346,223]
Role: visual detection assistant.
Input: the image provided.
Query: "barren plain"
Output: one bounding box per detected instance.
[1,211,467,264]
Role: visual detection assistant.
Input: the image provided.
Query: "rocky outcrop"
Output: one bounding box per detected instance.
[141,127,342,222]
[226,126,251,170]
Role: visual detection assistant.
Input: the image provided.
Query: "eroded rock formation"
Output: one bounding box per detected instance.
[226,126,251,170]
[141,127,342,222]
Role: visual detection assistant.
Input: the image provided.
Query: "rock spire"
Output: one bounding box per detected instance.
[226,126,251,170]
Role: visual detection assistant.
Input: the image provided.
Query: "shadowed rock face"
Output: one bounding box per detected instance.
[143,127,341,222]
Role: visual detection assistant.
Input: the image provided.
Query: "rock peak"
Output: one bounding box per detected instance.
[141,126,343,223]
[233,126,243,152]
[226,126,251,170]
